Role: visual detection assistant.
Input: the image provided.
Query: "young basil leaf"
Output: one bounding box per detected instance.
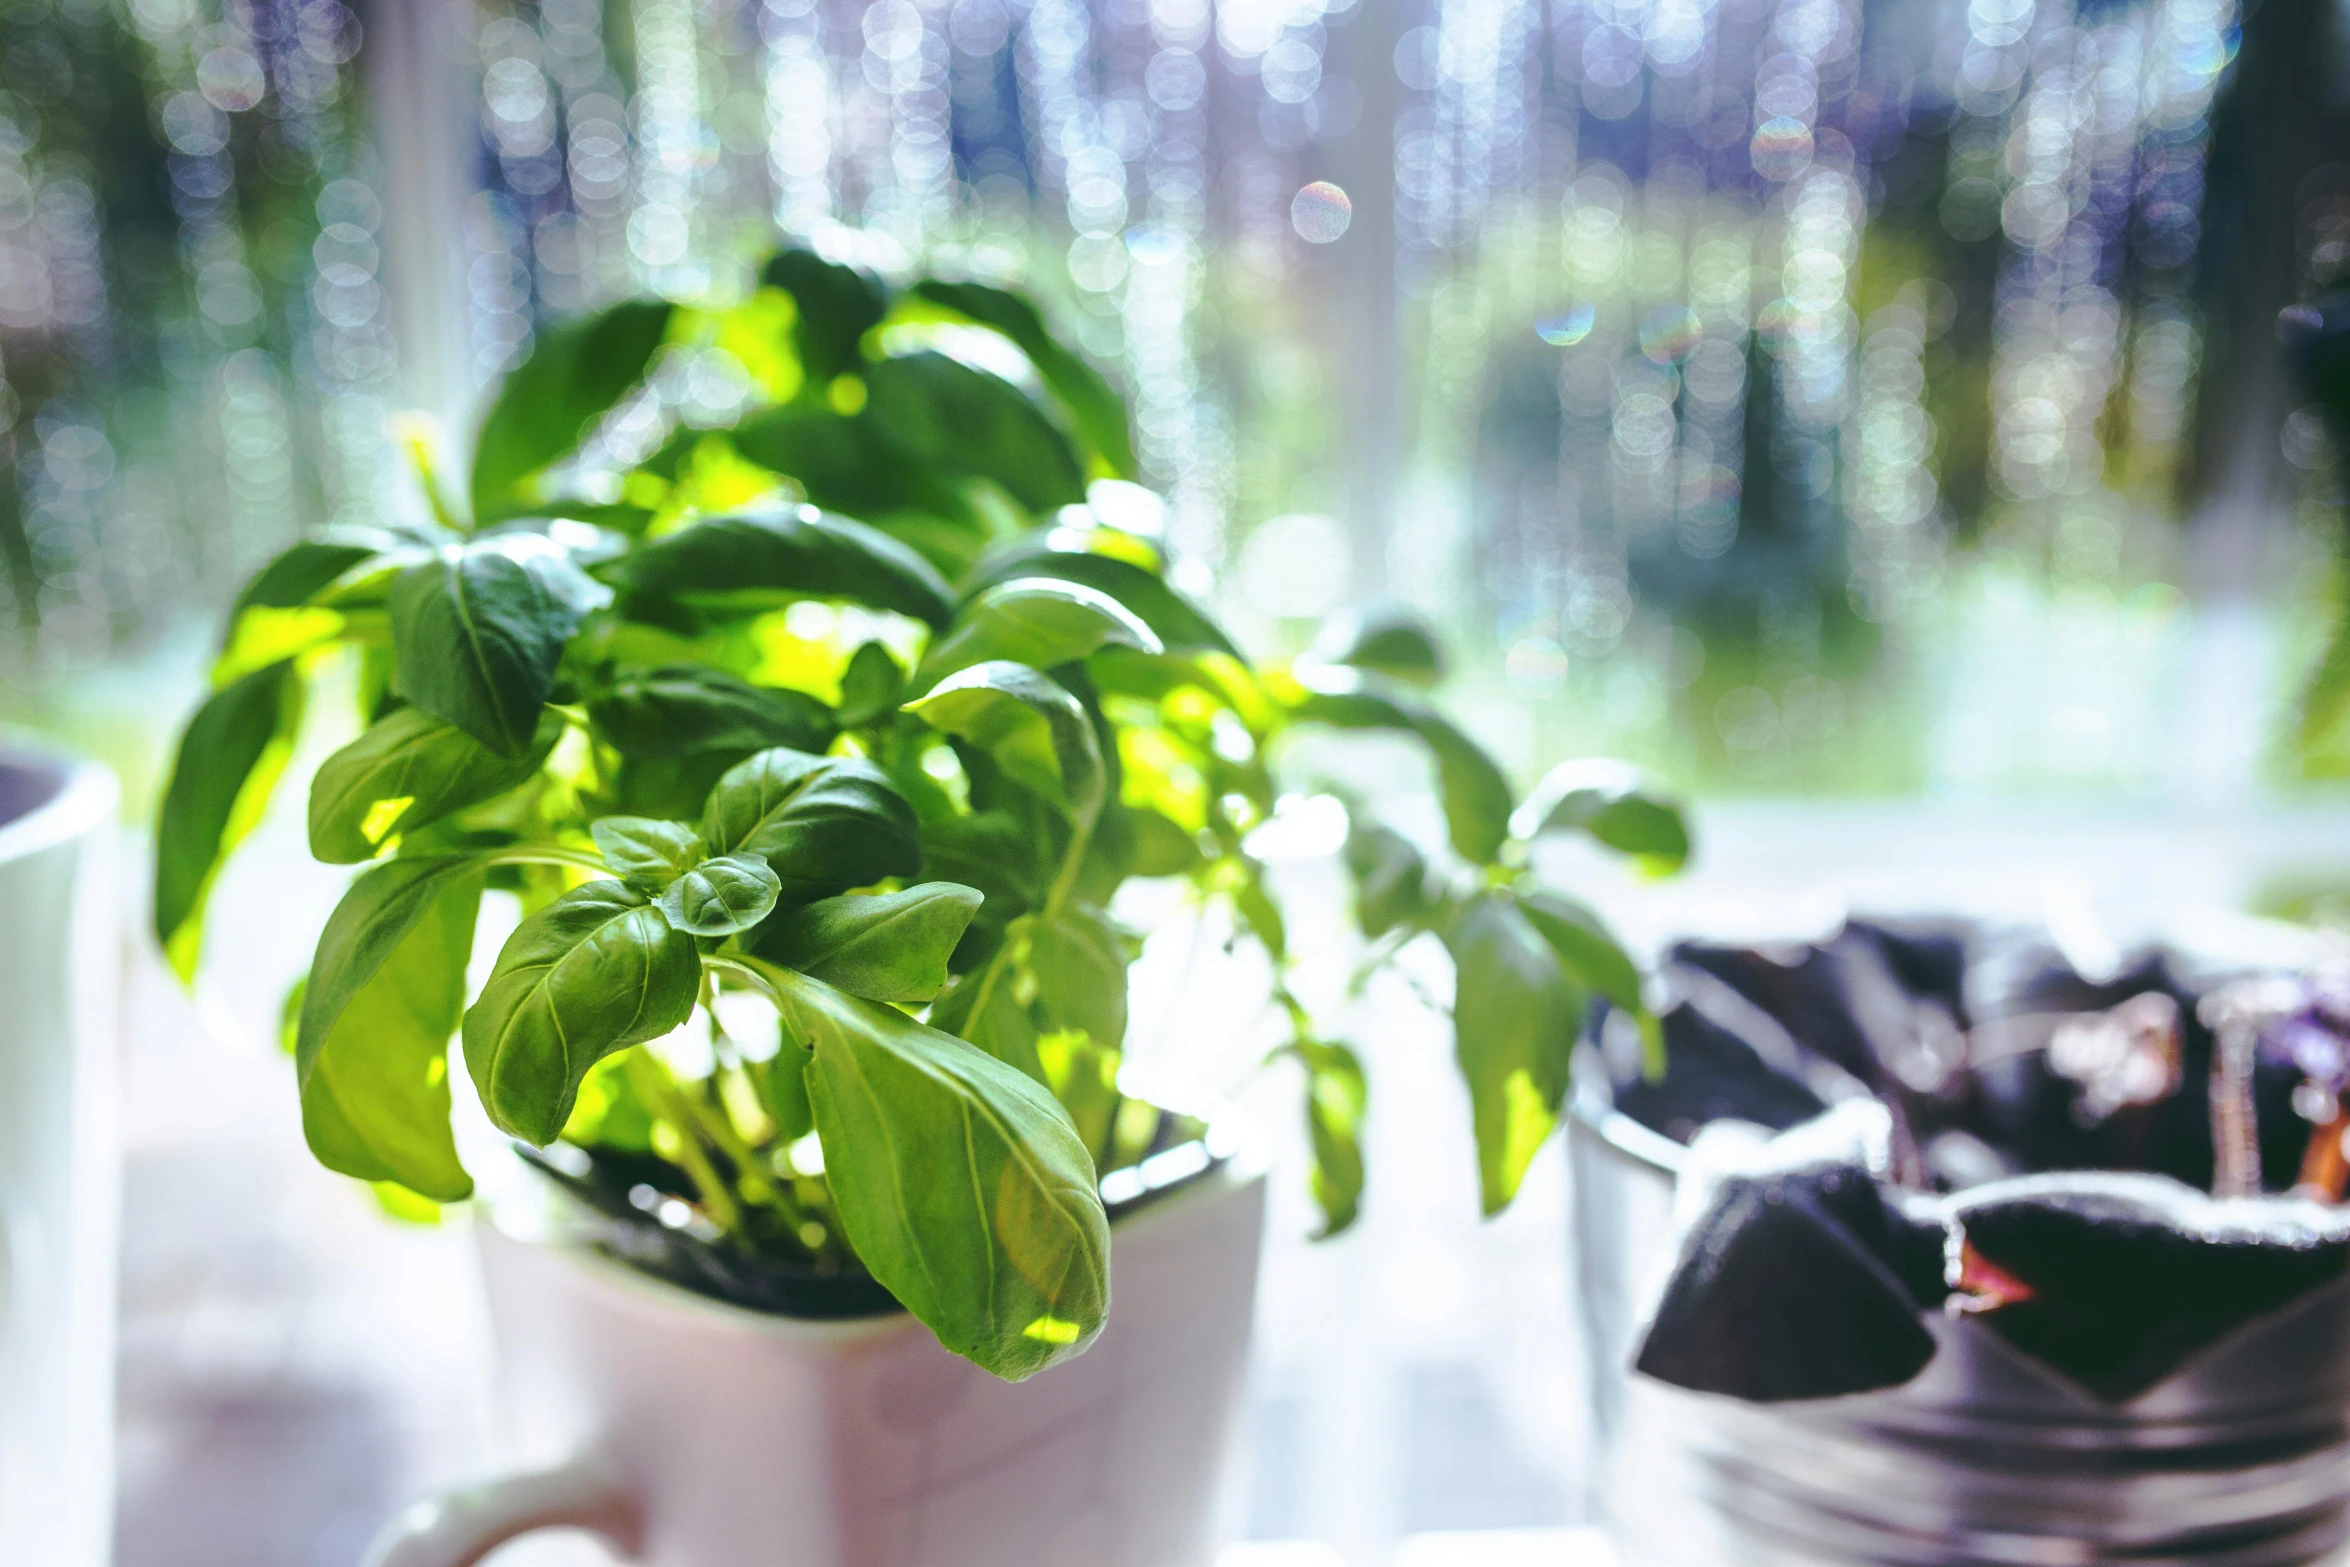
[1282,667,1515,865]
[1514,760,1692,872]
[915,578,1163,691]
[462,879,702,1145]
[1442,891,1582,1215]
[749,959,1109,1380]
[749,881,983,1003]
[590,816,707,892]
[1028,903,1131,1052]
[389,537,609,758]
[587,665,837,758]
[1345,820,1432,939]
[836,640,906,727]
[903,662,1104,822]
[762,247,890,383]
[1515,887,1645,1015]
[602,507,955,630]
[701,749,922,903]
[472,297,675,522]
[1294,1039,1367,1238]
[862,350,1088,513]
[658,854,782,936]
[296,856,486,1201]
[154,658,305,979]
[1313,605,1447,688]
[907,279,1139,478]
[309,707,562,864]
[960,541,1238,656]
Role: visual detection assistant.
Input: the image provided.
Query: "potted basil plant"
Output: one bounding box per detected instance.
[152,248,1681,1567]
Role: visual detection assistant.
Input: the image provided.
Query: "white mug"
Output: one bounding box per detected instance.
[366,1159,1266,1567]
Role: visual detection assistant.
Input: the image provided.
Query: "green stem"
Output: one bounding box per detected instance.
[485,846,610,876]
[622,1049,743,1234]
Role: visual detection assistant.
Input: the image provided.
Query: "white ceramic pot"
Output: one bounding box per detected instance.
[366,1156,1267,1567]
[0,740,118,1567]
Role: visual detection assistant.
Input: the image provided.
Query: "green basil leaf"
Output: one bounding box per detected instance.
[1283,668,1515,865]
[1515,760,1691,872]
[154,658,305,979]
[227,538,381,632]
[1036,1027,1120,1166]
[750,960,1110,1380]
[960,541,1238,656]
[603,506,955,630]
[909,279,1138,478]
[903,662,1104,822]
[296,855,485,1201]
[389,537,609,758]
[1314,605,1446,688]
[1516,887,1644,1015]
[1294,1039,1367,1238]
[472,297,674,522]
[726,407,986,568]
[837,640,906,726]
[590,816,707,892]
[862,351,1088,513]
[587,665,837,757]
[462,879,703,1144]
[658,853,782,936]
[916,578,1163,691]
[309,707,561,864]
[749,881,982,1003]
[1127,805,1205,877]
[1442,891,1581,1215]
[701,749,921,903]
[1345,820,1432,939]
[760,1045,816,1142]
[762,247,890,383]
[1030,903,1131,1051]
[929,945,1048,1083]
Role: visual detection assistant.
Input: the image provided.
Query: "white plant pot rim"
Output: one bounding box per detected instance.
[0,735,114,868]
[486,1137,1263,1346]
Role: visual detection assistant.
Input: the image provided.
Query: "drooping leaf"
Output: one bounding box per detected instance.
[1345,820,1432,939]
[1282,667,1515,865]
[762,247,890,383]
[749,959,1110,1379]
[463,878,703,1144]
[836,640,907,726]
[701,749,922,903]
[1295,1039,1367,1238]
[154,658,305,978]
[472,297,675,522]
[1029,903,1131,1052]
[1516,760,1691,871]
[658,854,782,936]
[1516,887,1645,1015]
[603,507,955,630]
[389,537,610,757]
[1315,604,1446,687]
[309,707,561,864]
[1443,892,1581,1215]
[590,816,707,892]
[910,278,1138,477]
[916,578,1162,691]
[904,662,1104,821]
[862,351,1088,512]
[296,855,486,1201]
[749,881,983,1003]
[960,539,1238,656]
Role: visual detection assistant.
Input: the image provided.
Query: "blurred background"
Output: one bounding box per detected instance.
[11,0,2350,1560]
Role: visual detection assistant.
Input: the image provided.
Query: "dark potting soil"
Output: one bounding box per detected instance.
[517,1109,1222,1322]
[1603,920,2350,1405]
